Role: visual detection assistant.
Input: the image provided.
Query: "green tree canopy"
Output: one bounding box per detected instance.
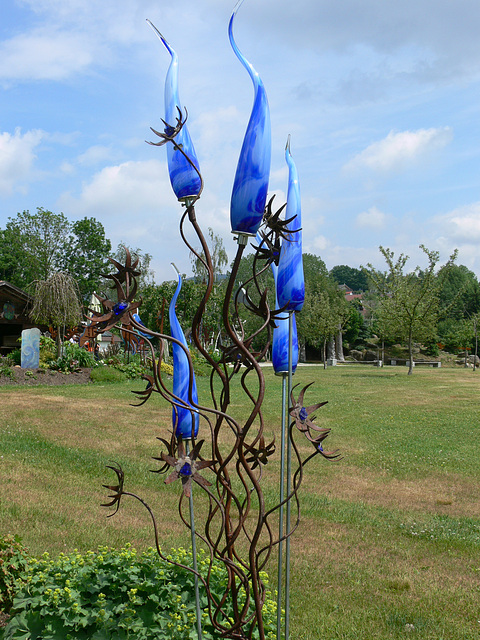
[364,245,457,374]
[64,217,112,302]
[0,208,112,299]
[0,208,70,286]
[190,227,228,283]
[329,264,369,292]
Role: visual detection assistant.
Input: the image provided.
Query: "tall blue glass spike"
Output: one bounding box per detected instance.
[270,260,299,375]
[229,1,271,236]
[169,266,199,438]
[277,136,305,311]
[149,21,201,200]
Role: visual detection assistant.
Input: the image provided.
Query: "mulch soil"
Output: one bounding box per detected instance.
[0,366,92,386]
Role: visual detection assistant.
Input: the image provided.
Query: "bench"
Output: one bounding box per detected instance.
[389,359,441,368]
[407,360,441,368]
[337,359,383,367]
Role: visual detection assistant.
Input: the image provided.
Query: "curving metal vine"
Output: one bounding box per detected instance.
[92,113,339,640]
[92,5,340,639]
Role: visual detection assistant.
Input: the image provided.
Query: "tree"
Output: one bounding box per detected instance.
[0,208,71,287]
[330,264,369,292]
[110,244,155,293]
[29,272,83,357]
[296,254,350,362]
[190,227,228,283]
[364,245,457,375]
[63,217,112,302]
[0,209,113,299]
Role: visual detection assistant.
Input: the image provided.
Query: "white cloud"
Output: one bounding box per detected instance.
[77,145,117,166]
[58,159,173,217]
[344,127,453,173]
[0,128,44,195]
[435,202,480,243]
[0,29,97,82]
[355,206,387,229]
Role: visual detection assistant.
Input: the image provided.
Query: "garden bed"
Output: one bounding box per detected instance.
[0,366,92,386]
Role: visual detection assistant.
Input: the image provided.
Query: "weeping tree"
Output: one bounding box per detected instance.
[29,272,83,357]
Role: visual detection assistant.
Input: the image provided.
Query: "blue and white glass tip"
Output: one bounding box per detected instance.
[270,261,299,375]
[132,312,150,339]
[148,21,201,201]
[169,266,199,439]
[276,136,305,311]
[229,0,271,236]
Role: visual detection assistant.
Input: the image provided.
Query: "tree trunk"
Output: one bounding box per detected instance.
[299,339,306,363]
[56,328,62,359]
[335,325,344,361]
[327,336,335,361]
[323,338,327,370]
[474,323,478,372]
[408,331,414,375]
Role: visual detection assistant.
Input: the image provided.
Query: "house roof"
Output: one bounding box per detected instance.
[0,281,32,303]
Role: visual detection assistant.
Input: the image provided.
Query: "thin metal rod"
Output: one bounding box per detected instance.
[285,312,294,640]
[276,372,288,639]
[186,441,203,640]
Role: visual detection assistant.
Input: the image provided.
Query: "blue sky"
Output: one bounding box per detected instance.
[1,0,480,282]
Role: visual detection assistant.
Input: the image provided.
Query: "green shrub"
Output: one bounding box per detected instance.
[111,360,147,379]
[39,336,57,367]
[9,350,21,366]
[0,535,29,615]
[160,361,173,376]
[4,545,278,639]
[0,357,15,380]
[90,366,126,383]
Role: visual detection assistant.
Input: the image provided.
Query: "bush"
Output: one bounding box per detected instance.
[0,357,15,380]
[4,545,278,640]
[8,350,21,366]
[48,342,97,373]
[39,336,57,367]
[0,535,29,615]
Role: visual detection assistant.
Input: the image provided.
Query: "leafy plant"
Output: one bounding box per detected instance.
[4,545,278,640]
[0,357,15,380]
[8,350,21,366]
[0,535,29,615]
[39,335,57,367]
[64,342,97,368]
[47,341,97,373]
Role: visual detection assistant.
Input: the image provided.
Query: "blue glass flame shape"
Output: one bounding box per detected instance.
[169,266,199,438]
[229,1,271,235]
[132,312,151,339]
[255,234,299,375]
[271,276,299,375]
[148,21,201,200]
[276,136,305,311]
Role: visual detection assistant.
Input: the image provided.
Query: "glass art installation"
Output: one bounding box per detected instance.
[92,3,339,639]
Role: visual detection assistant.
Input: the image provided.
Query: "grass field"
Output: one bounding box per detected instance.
[1,365,479,639]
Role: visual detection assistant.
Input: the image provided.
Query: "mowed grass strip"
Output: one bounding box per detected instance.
[1,366,479,639]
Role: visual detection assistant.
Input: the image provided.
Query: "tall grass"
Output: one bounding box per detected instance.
[1,366,479,638]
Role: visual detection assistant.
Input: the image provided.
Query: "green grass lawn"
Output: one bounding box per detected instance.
[1,365,479,639]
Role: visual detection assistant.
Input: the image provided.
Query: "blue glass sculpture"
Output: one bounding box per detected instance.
[132,312,151,339]
[229,2,271,236]
[271,262,299,375]
[169,266,200,438]
[148,21,201,201]
[276,136,305,311]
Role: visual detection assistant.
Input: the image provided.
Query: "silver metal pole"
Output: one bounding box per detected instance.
[186,440,203,639]
[276,372,288,639]
[285,311,294,640]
